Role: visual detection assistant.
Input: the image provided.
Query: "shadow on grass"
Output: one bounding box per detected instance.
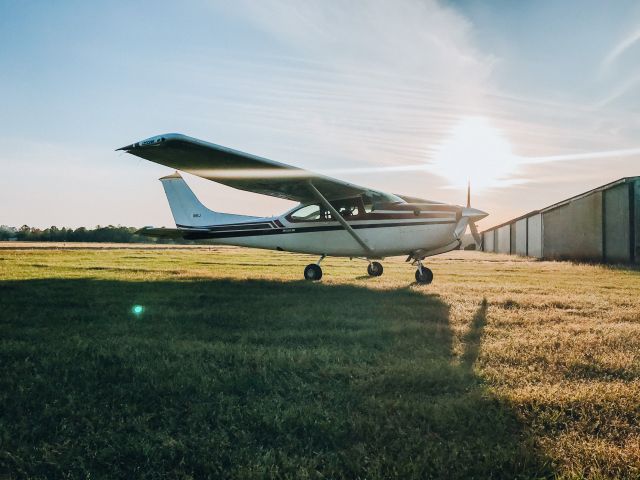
[603,262,640,272]
[549,257,640,272]
[461,298,488,368]
[0,278,551,479]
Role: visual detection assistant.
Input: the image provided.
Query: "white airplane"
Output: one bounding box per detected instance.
[118,133,488,283]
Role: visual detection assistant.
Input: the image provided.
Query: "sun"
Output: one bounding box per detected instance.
[427,116,521,190]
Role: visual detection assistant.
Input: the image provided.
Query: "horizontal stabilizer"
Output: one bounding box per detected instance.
[135,227,203,238]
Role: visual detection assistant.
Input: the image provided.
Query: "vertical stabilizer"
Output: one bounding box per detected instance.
[159,172,258,227]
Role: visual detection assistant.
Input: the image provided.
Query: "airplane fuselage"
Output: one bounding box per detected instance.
[180,203,464,258]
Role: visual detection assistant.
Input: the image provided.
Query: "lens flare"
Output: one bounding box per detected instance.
[131,305,145,316]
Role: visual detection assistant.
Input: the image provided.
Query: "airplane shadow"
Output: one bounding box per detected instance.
[0,277,552,479]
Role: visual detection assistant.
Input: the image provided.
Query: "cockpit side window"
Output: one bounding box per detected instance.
[332,197,364,218]
[335,204,359,218]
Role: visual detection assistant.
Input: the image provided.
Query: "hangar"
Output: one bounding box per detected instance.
[481,176,640,263]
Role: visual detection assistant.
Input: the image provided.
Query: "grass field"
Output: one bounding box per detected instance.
[1,246,639,479]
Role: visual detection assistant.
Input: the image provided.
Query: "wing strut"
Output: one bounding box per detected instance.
[306,181,374,256]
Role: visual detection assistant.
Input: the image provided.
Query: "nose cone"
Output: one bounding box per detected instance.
[461,207,489,221]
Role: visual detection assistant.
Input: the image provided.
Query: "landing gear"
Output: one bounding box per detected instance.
[367,261,383,277]
[304,264,322,281]
[407,254,433,285]
[415,265,433,285]
[304,255,325,281]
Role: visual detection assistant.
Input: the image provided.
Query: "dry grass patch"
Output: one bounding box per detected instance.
[0,248,639,479]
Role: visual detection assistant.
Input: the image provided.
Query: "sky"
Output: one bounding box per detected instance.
[1,0,640,230]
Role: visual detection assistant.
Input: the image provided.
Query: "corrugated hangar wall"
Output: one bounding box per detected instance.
[635,180,640,260]
[515,219,527,255]
[483,230,495,252]
[543,191,603,260]
[480,177,639,263]
[497,225,511,253]
[527,214,543,258]
[604,183,630,263]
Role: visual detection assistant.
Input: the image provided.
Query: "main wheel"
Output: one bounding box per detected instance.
[304,264,323,281]
[367,261,383,277]
[415,267,433,284]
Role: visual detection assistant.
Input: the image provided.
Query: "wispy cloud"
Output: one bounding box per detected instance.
[594,71,640,107]
[601,26,640,70]
[198,0,495,167]
[525,147,640,164]
[195,1,640,173]
[595,24,640,107]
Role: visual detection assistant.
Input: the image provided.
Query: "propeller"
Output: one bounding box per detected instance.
[463,181,486,249]
[469,220,482,248]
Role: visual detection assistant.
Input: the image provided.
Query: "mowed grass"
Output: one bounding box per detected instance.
[1,246,639,479]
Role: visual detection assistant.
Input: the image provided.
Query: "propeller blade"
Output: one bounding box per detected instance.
[469,221,482,248]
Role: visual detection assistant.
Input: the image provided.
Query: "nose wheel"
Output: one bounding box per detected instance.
[367,261,384,277]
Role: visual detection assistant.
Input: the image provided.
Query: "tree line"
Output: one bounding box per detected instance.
[0,225,192,244]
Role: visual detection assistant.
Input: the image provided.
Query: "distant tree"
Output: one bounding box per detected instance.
[5,224,197,244]
[5,224,195,244]
[46,226,60,241]
[0,225,17,240]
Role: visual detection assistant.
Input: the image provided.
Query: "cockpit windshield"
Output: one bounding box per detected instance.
[290,204,321,221]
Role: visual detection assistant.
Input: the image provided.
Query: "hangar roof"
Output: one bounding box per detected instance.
[481,176,639,234]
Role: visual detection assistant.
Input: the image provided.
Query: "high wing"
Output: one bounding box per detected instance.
[117,133,402,204]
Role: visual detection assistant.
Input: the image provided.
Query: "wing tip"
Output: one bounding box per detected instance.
[116,133,187,152]
[159,171,183,181]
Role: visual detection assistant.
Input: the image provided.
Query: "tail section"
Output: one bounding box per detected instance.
[160,172,259,227]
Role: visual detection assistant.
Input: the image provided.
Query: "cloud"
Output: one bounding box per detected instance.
[200,1,637,163]
[225,0,493,81]
[525,147,640,164]
[200,0,496,171]
[594,71,640,107]
[601,26,640,70]
[188,1,640,204]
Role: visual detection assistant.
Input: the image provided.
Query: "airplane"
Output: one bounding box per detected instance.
[117,133,488,284]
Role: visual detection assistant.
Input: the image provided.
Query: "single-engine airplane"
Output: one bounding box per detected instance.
[118,133,488,284]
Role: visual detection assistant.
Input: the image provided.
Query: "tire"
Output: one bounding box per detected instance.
[367,262,383,277]
[304,264,323,281]
[415,267,433,284]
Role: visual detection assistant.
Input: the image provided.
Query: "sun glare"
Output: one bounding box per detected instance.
[427,117,521,190]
